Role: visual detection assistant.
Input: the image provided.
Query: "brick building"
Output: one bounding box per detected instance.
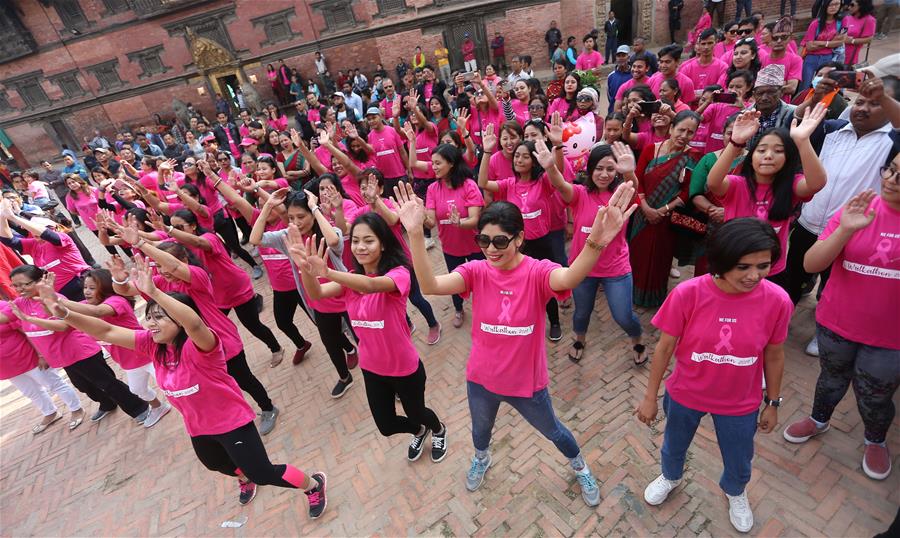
[0,0,816,167]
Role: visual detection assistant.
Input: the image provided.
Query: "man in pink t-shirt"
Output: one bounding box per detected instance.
[614,54,652,110]
[763,20,803,99]
[575,34,604,73]
[365,108,408,192]
[648,44,696,105]
[679,29,729,99]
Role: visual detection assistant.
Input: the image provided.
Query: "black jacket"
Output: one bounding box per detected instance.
[213,123,241,153]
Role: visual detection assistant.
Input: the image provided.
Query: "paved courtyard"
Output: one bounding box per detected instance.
[0,227,897,537]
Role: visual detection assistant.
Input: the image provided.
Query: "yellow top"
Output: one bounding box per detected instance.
[435,47,450,66]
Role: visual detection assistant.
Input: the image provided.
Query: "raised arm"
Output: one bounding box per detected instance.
[708,110,760,198]
[249,188,289,246]
[477,124,501,193]
[804,190,877,274]
[401,122,430,174]
[321,129,362,178]
[305,189,341,248]
[289,232,396,297]
[293,129,329,176]
[789,103,828,198]
[457,109,478,163]
[112,221,192,283]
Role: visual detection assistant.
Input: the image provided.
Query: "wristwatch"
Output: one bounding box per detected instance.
[763,395,783,408]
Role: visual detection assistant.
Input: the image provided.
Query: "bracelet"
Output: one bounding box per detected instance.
[311,206,320,213]
[112,275,130,285]
[664,203,670,211]
[166,225,174,234]
[213,178,222,188]
[730,140,747,148]
[134,238,146,249]
[585,238,606,252]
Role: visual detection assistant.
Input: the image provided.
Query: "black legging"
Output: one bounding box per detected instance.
[272,288,309,349]
[214,210,258,268]
[90,229,119,256]
[785,222,832,305]
[362,360,441,436]
[221,296,281,353]
[64,351,148,418]
[226,351,274,412]
[192,421,304,487]
[522,234,560,326]
[66,230,97,266]
[314,310,352,379]
[59,274,86,302]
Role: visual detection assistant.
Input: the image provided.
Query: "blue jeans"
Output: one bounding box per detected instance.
[407,270,438,328]
[547,228,568,267]
[442,251,484,312]
[661,393,758,496]
[801,54,833,92]
[572,273,642,337]
[467,381,580,458]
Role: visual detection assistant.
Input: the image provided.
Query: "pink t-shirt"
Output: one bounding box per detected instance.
[679,57,730,98]
[652,274,792,415]
[488,151,515,182]
[648,72,697,105]
[510,99,530,125]
[470,107,503,148]
[250,209,295,292]
[575,51,604,70]
[98,295,151,370]
[152,265,244,359]
[567,185,631,277]
[614,77,650,102]
[426,179,484,257]
[816,198,900,350]
[714,41,736,61]
[315,145,335,172]
[547,97,576,122]
[801,19,841,56]
[344,266,420,376]
[340,174,366,207]
[140,172,184,204]
[380,96,400,121]
[20,234,90,290]
[27,181,50,200]
[413,124,439,180]
[13,296,100,369]
[346,198,409,260]
[187,233,256,309]
[0,303,39,380]
[455,257,570,397]
[495,175,556,240]
[185,176,222,215]
[763,52,803,83]
[843,14,877,65]
[701,102,744,153]
[549,159,576,231]
[368,126,406,178]
[134,330,255,436]
[167,202,214,231]
[722,174,809,275]
[66,188,102,230]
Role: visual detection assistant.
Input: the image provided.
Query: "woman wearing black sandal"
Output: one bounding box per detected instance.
[546,142,647,365]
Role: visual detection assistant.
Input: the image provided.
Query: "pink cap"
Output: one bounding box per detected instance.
[200,134,216,143]
[240,137,258,146]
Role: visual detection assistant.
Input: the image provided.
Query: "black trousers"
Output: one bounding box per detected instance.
[66,230,96,266]
[522,234,560,326]
[191,421,301,487]
[226,351,273,412]
[214,209,257,268]
[784,222,831,305]
[64,352,148,418]
[222,296,281,353]
[90,229,119,256]
[313,310,353,379]
[272,288,309,349]
[362,360,441,436]
[59,273,86,302]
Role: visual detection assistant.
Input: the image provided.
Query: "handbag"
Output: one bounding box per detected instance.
[670,205,708,236]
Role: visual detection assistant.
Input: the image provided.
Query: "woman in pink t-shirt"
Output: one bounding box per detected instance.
[800,0,845,89]
[50,268,171,428]
[706,105,828,287]
[658,79,691,113]
[548,143,646,365]
[784,180,900,481]
[721,37,763,84]
[41,260,328,517]
[292,212,448,463]
[8,265,150,425]
[697,70,753,153]
[395,178,637,506]
[635,218,792,534]
[478,127,564,340]
[842,1,877,66]
[547,72,582,122]
[507,79,533,126]
[65,175,102,232]
[251,189,359,398]
[714,21,740,60]
[0,301,82,433]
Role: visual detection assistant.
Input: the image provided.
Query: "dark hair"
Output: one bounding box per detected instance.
[125,207,154,232]
[707,218,781,275]
[157,241,205,269]
[741,127,800,221]
[309,173,349,200]
[552,57,569,70]
[432,143,472,188]
[816,0,841,36]
[146,292,202,368]
[562,72,582,118]
[171,209,210,236]
[699,28,719,41]
[582,144,623,193]
[523,118,549,138]
[672,110,702,129]
[478,201,524,237]
[726,69,756,98]
[728,38,762,78]
[178,183,207,206]
[525,77,544,97]
[84,268,133,306]
[660,78,682,99]
[284,190,324,238]
[438,129,464,147]
[10,264,45,282]
[255,154,284,179]
[627,84,656,102]
[605,112,626,124]
[723,112,740,133]
[739,16,760,30]
[703,84,724,93]
[658,44,683,61]
[428,95,451,120]
[514,141,544,181]
[855,0,875,17]
[349,212,409,275]
[499,120,525,141]
[724,21,740,34]
[583,33,595,43]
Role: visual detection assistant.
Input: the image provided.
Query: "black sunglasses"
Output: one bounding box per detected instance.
[738,28,754,35]
[474,234,513,250]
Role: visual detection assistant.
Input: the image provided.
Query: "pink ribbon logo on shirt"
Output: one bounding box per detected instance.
[714,325,735,354]
[498,296,512,324]
[869,238,892,266]
[755,202,768,220]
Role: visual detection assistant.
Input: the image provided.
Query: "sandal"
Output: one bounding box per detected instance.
[568,341,585,363]
[269,349,285,368]
[32,412,62,434]
[68,411,85,431]
[632,344,648,366]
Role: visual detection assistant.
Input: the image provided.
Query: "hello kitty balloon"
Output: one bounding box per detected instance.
[561,113,597,172]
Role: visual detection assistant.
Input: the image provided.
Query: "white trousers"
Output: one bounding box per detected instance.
[9,367,82,416]
[464,59,478,73]
[125,363,157,402]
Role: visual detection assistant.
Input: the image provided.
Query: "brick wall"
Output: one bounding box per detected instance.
[653,0,820,43]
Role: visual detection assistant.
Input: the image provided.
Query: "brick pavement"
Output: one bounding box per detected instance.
[1,228,897,538]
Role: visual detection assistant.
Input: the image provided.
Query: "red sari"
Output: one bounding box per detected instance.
[628,142,699,307]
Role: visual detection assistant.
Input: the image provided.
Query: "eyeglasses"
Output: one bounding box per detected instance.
[528,104,545,110]
[576,95,594,102]
[217,157,230,162]
[11,281,35,290]
[738,29,754,35]
[474,234,513,250]
[184,161,196,166]
[771,34,791,42]
[880,166,900,182]
[726,29,739,35]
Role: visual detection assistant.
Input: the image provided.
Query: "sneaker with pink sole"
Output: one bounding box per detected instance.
[427,323,442,345]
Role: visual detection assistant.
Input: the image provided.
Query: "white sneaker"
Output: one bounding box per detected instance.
[669,267,681,278]
[726,491,754,533]
[644,474,681,505]
[143,402,171,428]
[424,237,435,250]
[805,336,819,357]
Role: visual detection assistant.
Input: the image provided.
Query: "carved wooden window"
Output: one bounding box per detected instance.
[49,70,85,98]
[127,45,170,79]
[0,91,13,114]
[376,0,407,15]
[313,0,357,32]
[101,0,130,14]
[18,80,52,109]
[86,60,125,91]
[53,0,89,29]
[251,8,300,47]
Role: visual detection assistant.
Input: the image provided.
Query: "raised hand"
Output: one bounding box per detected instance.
[321,183,342,211]
[407,88,419,108]
[130,256,156,296]
[457,108,470,133]
[36,273,57,308]
[730,110,761,146]
[238,176,257,193]
[392,96,402,118]
[118,221,141,245]
[393,181,425,231]
[548,112,564,146]
[303,189,319,210]
[0,198,15,220]
[611,141,636,174]
[790,102,827,142]
[318,129,331,147]
[361,174,379,204]
[589,180,638,247]
[266,187,290,208]
[532,139,556,170]
[345,123,359,139]
[146,209,167,232]
[482,123,498,154]
[105,254,128,282]
[290,128,302,148]
[839,189,877,232]
[448,203,461,226]
[400,120,416,142]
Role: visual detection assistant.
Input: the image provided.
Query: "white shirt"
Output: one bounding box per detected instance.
[315,57,327,75]
[798,121,894,235]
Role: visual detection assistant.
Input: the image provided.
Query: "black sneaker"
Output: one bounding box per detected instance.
[331,374,353,399]
[238,479,257,505]
[254,293,264,314]
[548,324,562,341]
[306,472,327,519]
[408,427,430,461]
[431,423,448,462]
[90,408,115,423]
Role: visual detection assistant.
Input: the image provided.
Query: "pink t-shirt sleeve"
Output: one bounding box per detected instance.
[651,283,689,337]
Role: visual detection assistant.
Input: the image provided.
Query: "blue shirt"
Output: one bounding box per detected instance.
[62,163,87,179]
[606,68,632,115]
